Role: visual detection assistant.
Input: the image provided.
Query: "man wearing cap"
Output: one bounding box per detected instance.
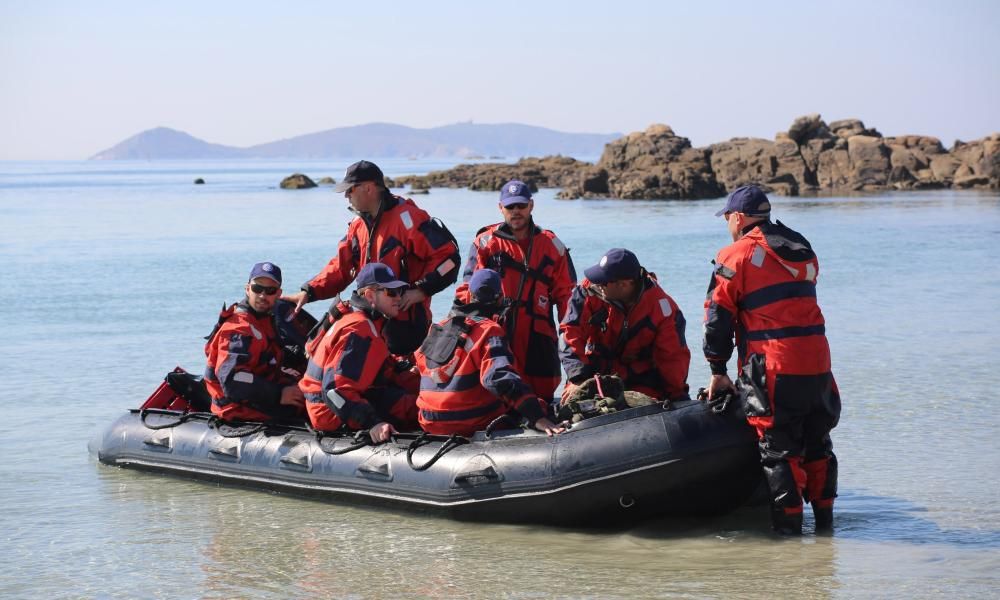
[284,160,461,355]
[204,262,306,422]
[298,263,420,442]
[457,179,576,402]
[704,184,841,535]
[559,248,691,404]
[415,269,565,437]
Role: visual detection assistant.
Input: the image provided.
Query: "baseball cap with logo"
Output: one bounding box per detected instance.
[468,268,502,302]
[499,180,532,207]
[249,262,282,285]
[583,248,641,285]
[715,185,772,217]
[355,263,408,290]
[334,160,386,193]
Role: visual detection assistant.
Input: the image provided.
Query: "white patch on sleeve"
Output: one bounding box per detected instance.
[400,211,414,230]
[249,324,263,340]
[437,258,456,275]
[805,263,817,282]
[750,246,766,268]
[234,371,254,384]
[367,319,378,338]
[550,235,566,256]
[659,298,672,317]
[479,234,493,248]
[780,261,800,278]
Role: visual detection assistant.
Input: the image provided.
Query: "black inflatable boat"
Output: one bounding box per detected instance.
[93,386,761,526]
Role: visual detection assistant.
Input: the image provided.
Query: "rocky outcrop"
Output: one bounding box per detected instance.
[395,156,590,193]
[280,173,317,189]
[316,176,336,185]
[394,116,999,199]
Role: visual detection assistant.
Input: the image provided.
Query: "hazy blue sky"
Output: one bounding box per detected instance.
[1,0,997,159]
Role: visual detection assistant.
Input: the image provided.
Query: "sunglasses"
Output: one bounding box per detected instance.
[249,283,279,295]
[504,202,529,211]
[377,287,403,298]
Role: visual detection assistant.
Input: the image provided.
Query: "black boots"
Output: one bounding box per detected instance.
[813,506,834,532]
[771,507,803,536]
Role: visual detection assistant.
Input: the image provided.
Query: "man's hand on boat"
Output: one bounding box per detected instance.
[370,421,397,443]
[533,417,567,436]
[705,374,737,400]
[283,290,309,314]
[280,385,306,409]
[560,382,579,405]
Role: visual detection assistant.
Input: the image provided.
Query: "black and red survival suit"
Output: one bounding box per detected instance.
[298,293,419,432]
[204,301,297,421]
[456,220,576,400]
[415,301,550,437]
[559,275,691,401]
[301,191,460,354]
[704,220,840,529]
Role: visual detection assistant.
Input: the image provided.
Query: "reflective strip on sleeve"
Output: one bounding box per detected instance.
[249,324,263,340]
[806,263,817,282]
[750,246,766,268]
[233,371,254,384]
[437,258,456,276]
[400,211,414,229]
[551,235,566,256]
[659,298,672,317]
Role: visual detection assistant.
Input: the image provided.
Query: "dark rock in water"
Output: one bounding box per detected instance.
[193,178,205,184]
[280,173,317,189]
[317,176,336,185]
[408,188,430,194]
[384,176,398,188]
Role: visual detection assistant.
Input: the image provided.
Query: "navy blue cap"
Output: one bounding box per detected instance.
[469,268,502,302]
[249,262,282,285]
[334,160,385,193]
[715,185,772,217]
[499,180,532,207]
[584,248,640,285]
[355,263,408,290]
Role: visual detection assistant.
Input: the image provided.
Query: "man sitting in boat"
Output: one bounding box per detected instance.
[415,268,565,437]
[299,263,420,443]
[204,262,306,422]
[559,248,691,404]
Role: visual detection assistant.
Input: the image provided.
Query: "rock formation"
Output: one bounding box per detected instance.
[279,173,317,189]
[395,115,999,199]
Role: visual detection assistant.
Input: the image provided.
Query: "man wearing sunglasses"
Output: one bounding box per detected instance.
[204,262,306,422]
[299,263,420,443]
[284,160,461,355]
[456,180,576,403]
[559,248,691,407]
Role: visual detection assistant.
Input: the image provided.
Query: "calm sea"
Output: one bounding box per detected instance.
[1,159,998,599]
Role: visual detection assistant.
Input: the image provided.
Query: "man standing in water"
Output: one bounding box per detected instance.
[703,185,841,535]
[284,160,461,355]
[458,180,576,402]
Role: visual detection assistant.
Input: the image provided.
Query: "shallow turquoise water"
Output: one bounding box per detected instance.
[1,160,998,598]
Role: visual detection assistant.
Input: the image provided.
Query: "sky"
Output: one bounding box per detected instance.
[1,0,998,160]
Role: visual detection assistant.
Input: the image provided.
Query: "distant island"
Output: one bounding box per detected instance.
[89,123,621,160]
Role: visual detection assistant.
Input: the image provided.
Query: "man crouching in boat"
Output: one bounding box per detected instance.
[298,263,420,443]
[559,248,691,405]
[204,262,306,422]
[415,268,565,438]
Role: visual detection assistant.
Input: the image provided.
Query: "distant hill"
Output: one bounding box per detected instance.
[90,123,621,160]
